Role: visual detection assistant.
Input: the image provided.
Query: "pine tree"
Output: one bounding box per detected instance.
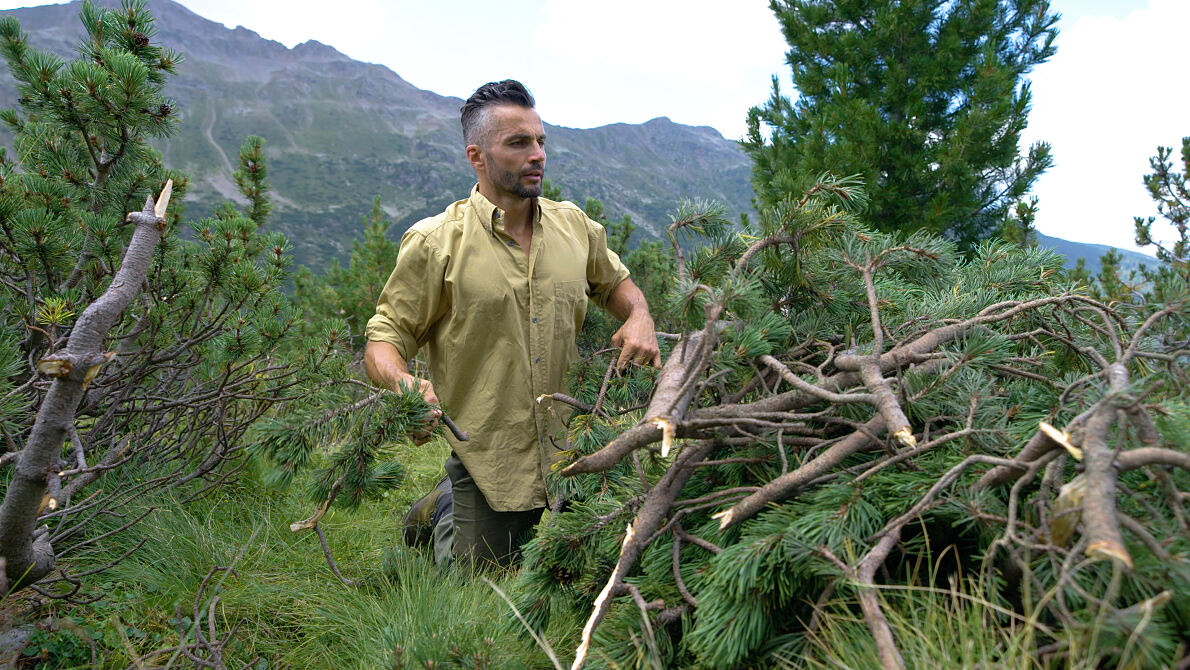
[511,176,1190,669]
[0,1,327,596]
[1135,137,1189,288]
[745,0,1058,252]
[293,196,399,352]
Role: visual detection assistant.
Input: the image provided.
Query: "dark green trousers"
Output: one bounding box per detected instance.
[440,453,543,570]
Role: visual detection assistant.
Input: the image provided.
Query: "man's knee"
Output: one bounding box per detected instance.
[446,453,542,569]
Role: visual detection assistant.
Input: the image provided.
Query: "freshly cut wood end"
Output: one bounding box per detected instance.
[1039,421,1082,460]
[571,523,636,670]
[891,426,916,448]
[535,394,547,404]
[37,493,57,515]
[82,351,116,389]
[154,178,173,218]
[37,357,72,377]
[1048,474,1086,547]
[713,508,734,530]
[650,417,675,457]
[289,500,329,532]
[1140,591,1172,611]
[1086,539,1133,569]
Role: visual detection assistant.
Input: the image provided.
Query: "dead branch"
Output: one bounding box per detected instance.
[314,523,356,587]
[572,440,716,669]
[716,416,883,529]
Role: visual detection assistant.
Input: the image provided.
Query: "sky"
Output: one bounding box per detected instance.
[0,0,1184,254]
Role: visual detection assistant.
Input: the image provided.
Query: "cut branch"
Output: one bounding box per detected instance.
[0,185,171,593]
[716,416,883,529]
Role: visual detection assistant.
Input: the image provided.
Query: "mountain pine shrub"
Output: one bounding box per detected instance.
[512,175,1190,669]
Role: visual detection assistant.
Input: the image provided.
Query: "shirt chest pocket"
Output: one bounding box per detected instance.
[554,279,589,350]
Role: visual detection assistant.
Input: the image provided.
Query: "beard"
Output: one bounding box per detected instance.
[491,163,544,199]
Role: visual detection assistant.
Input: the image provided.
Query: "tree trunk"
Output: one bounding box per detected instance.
[0,189,169,593]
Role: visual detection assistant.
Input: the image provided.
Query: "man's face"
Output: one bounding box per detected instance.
[475,105,546,199]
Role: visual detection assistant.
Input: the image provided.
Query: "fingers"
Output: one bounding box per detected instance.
[616,346,633,370]
[396,375,440,406]
[410,410,440,445]
[615,340,662,369]
[394,375,442,444]
[420,382,440,407]
[612,320,662,370]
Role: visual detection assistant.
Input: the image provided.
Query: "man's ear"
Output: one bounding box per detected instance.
[466,144,484,172]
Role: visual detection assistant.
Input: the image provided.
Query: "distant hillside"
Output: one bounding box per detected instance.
[1035,233,1156,275]
[0,0,755,269]
[0,1,1151,277]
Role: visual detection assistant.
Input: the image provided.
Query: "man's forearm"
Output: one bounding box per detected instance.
[364,340,415,391]
[606,278,651,322]
[606,278,661,367]
[364,340,440,440]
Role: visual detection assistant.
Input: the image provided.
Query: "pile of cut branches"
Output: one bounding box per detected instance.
[515,178,1190,669]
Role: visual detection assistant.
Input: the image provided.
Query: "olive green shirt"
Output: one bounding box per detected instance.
[366,187,630,511]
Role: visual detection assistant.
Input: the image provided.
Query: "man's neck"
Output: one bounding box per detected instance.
[478,184,535,234]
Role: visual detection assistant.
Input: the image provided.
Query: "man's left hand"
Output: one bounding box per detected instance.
[612,312,661,369]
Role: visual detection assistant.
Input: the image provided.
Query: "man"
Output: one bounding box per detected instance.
[364,80,660,569]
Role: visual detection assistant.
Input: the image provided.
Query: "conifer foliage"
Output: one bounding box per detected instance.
[746,0,1058,252]
[1135,137,1190,287]
[514,175,1190,668]
[293,196,399,353]
[0,1,330,597]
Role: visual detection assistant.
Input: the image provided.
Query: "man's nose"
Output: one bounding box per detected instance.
[530,142,546,164]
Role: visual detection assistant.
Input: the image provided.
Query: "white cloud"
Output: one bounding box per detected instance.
[1024,0,1189,253]
[530,0,789,138]
[170,0,393,60]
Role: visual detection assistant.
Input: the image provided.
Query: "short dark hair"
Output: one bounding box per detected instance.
[460,79,536,148]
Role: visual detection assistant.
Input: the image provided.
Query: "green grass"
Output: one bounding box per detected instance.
[19,435,1174,669]
[789,568,1180,670]
[17,436,581,669]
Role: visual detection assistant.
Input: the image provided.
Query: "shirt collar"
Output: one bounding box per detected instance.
[468,184,541,235]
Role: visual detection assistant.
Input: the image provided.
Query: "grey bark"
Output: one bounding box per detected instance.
[0,194,166,593]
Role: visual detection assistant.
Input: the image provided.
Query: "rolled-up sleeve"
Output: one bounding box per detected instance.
[365,229,448,361]
[584,218,630,309]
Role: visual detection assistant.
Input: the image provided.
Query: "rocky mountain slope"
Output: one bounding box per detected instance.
[0,1,1151,273]
[0,0,754,268]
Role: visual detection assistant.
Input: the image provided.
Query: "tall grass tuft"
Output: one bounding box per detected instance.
[22,438,580,669]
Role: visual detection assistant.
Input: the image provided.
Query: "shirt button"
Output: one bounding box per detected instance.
[535,357,541,363]
[532,317,537,323]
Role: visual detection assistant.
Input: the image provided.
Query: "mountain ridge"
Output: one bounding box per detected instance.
[0,0,754,268]
[0,0,1154,275]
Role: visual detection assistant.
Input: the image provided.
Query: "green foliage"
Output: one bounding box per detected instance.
[233,135,272,227]
[1079,136,1190,313]
[1135,137,1189,275]
[510,174,1190,668]
[0,1,357,600]
[18,465,577,669]
[292,196,398,352]
[250,375,433,512]
[0,0,180,218]
[998,196,1040,249]
[746,0,1058,252]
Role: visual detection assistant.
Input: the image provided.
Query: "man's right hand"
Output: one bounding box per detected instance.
[396,374,441,445]
[364,340,443,446]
